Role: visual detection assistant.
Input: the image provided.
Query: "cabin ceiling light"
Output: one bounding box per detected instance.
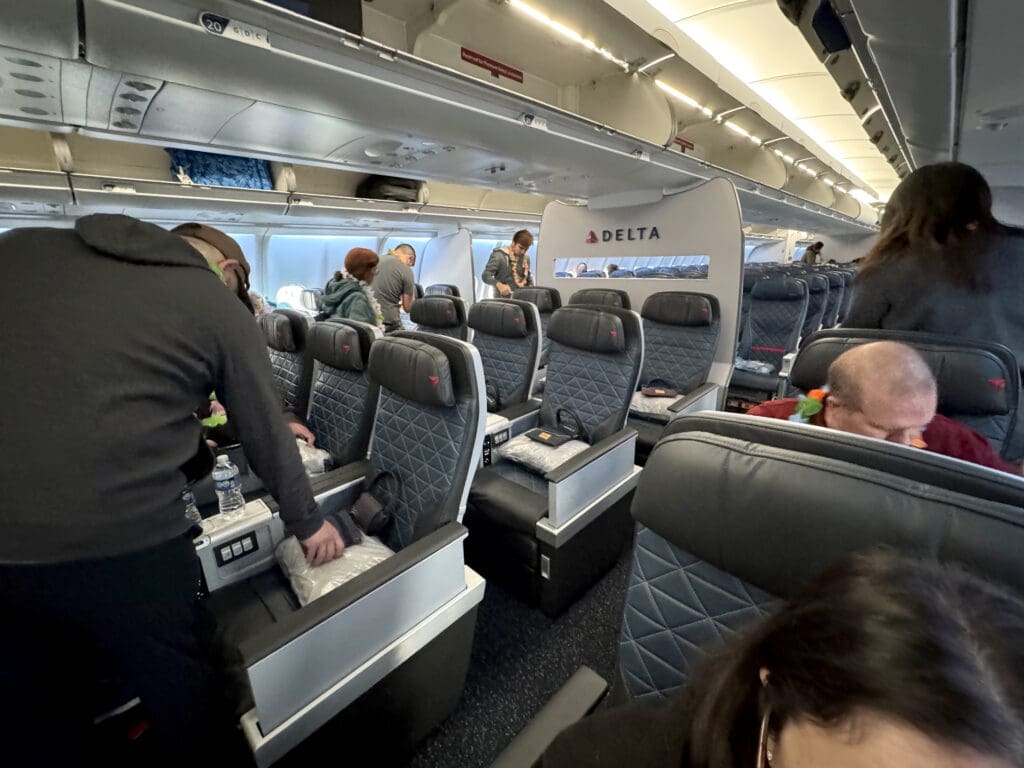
[654,79,714,117]
[850,188,878,205]
[509,0,630,70]
[637,52,676,73]
[723,120,762,145]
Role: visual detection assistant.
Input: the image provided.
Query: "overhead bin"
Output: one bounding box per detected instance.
[70,174,290,219]
[0,1,79,60]
[0,169,74,206]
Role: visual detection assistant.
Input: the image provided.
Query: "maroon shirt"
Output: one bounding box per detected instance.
[748,397,1019,475]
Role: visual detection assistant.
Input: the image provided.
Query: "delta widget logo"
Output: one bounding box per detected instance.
[586,230,599,244]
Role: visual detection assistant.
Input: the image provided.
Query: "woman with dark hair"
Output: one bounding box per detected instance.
[538,552,1024,767]
[843,162,1024,370]
[320,247,383,327]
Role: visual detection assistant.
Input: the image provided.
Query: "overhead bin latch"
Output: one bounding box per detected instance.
[521,114,548,131]
[631,149,651,162]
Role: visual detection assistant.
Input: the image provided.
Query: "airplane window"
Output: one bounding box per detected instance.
[553,255,709,279]
[224,233,259,290]
[266,234,377,303]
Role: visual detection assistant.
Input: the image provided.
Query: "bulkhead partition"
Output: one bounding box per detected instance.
[534,178,744,393]
[417,229,475,304]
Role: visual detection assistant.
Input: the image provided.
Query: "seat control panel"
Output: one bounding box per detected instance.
[215,532,259,566]
[482,428,510,466]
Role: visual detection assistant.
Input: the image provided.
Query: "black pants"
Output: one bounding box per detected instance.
[383,321,402,333]
[0,534,246,766]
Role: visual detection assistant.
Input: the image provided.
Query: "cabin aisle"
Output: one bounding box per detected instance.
[409,546,633,767]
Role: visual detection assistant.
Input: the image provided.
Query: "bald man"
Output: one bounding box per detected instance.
[748,342,1017,473]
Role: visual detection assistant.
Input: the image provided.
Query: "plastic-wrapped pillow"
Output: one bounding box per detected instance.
[734,357,776,375]
[296,438,334,476]
[629,391,682,422]
[276,535,394,607]
[496,433,589,476]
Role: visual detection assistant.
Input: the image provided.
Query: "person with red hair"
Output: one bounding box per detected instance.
[320,247,384,327]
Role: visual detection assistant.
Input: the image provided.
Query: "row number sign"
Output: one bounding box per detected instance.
[199,12,271,49]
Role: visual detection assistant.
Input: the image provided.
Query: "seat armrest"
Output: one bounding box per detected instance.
[545,428,637,483]
[776,352,798,397]
[490,666,608,768]
[496,398,542,423]
[237,522,467,666]
[667,382,721,414]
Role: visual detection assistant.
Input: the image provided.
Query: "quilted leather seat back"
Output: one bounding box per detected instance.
[737,272,764,356]
[468,299,541,412]
[836,270,855,323]
[568,288,632,310]
[369,331,484,551]
[425,283,461,298]
[819,270,845,328]
[792,329,1021,458]
[410,295,470,341]
[640,292,721,393]
[513,286,563,368]
[306,320,379,465]
[258,309,313,417]
[795,274,829,341]
[745,277,808,368]
[540,306,643,443]
[620,412,1024,701]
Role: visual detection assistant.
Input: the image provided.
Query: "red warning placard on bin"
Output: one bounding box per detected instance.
[461,47,524,83]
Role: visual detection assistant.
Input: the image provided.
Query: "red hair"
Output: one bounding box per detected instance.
[344,248,380,282]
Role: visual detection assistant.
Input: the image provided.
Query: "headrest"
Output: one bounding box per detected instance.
[791,330,1018,416]
[410,296,464,329]
[641,413,1024,598]
[258,310,307,352]
[568,288,632,310]
[751,276,806,301]
[414,283,425,299]
[547,307,626,354]
[801,274,829,293]
[425,283,461,298]
[468,300,529,339]
[822,271,844,288]
[308,321,366,372]
[743,272,764,291]
[513,286,562,313]
[368,337,456,408]
[642,292,716,327]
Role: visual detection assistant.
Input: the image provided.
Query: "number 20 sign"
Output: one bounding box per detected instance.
[199,12,271,49]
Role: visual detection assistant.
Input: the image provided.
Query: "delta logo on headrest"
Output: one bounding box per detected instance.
[342,344,351,352]
[989,378,1007,391]
[585,226,660,244]
[445,309,453,318]
[428,375,440,388]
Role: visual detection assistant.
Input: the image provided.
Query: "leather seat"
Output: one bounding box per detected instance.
[730,276,808,401]
[305,319,381,466]
[568,288,631,310]
[513,286,562,368]
[258,309,313,418]
[818,270,846,328]
[199,331,488,764]
[468,299,541,413]
[793,328,1022,460]
[626,292,722,465]
[835,269,855,323]
[410,295,470,341]
[465,305,643,616]
[489,412,1024,767]
[425,283,461,297]
[794,272,829,342]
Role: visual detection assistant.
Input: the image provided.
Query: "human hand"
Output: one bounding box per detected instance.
[300,520,345,566]
[289,421,316,446]
[496,282,512,297]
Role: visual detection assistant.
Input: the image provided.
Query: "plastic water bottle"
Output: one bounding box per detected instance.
[212,455,245,520]
[182,487,202,524]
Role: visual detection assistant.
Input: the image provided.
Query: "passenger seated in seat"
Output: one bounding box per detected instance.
[482,229,534,298]
[372,243,417,332]
[539,552,1024,767]
[747,341,1017,473]
[320,248,384,327]
[174,222,315,446]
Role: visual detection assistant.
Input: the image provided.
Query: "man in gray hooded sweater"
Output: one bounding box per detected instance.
[0,214,343,763]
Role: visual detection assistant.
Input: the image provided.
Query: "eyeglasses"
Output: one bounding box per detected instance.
[756,709,773,768]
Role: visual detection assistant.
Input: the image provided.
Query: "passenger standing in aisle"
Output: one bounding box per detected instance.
[321,247,384,327]
[800,241,824,265]
[372,243,417,332]
[0,215,344,765]
[482,229,534,298]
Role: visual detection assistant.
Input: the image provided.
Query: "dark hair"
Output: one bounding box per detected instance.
[394,243,417,261]
[813,241,824,249]
[684,552,1024,767]
[513,229,534,247]
[860,162,1019,290]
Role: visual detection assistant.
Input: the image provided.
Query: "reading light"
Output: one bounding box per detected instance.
[510,0,630,70]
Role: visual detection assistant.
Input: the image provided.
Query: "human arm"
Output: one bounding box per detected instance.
[401,264,416,312]
[924,415,1021,475]
[212,303,342,561]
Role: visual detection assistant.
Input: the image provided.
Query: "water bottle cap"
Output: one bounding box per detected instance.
[216,454,230,464]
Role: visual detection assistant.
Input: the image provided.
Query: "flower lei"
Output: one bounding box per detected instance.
[341,270,384,327]
[788,387,829,423]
